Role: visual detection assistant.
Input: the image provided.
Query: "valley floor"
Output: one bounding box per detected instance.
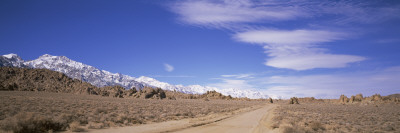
[270,102,400,133]
[1,91,399,133]
[88,104,276,133]
[0,91,265,133]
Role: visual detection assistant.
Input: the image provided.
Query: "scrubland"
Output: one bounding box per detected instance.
[270,99,400,133]
[0,91,264,133]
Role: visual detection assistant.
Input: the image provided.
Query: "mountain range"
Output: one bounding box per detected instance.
[0,53,267,99]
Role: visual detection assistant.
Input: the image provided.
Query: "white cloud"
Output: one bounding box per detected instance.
[170,0,400,28]
[149,75,194,78]
[164,63,174,72]
[170,1,373,70]
[221,73,254,79]
[265,52,366,71]
[208,79,254,90]
[210,66,400,99]
[259,66,400,98]
[234,29,345,45]
[234,29,366,70]
[167,0,400,98]
[317,2,400,25]
[170,0,306,28]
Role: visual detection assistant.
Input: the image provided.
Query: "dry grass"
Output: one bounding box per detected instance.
[271,102,400,132]
[0,91,264,132]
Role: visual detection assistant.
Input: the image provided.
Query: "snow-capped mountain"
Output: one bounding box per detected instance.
[0,53,26,67]
[135,76,215,94]
[23,54,145,89]
[1,53,268,99]
[135,76,267,99]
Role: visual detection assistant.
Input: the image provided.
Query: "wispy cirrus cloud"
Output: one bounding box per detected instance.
[168,0,395,70]
[234,29,345,45]
[167,0,400,98]
[234,29,366,70]
[170,0,306,29]
[208,79,254,90]
[149,75,194,78]
[164,63,174,72]
[221,73,254,79]
[170,0,400,28]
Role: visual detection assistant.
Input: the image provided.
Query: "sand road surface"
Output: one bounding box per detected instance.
[89,104,275,133]
[176,104,276,133]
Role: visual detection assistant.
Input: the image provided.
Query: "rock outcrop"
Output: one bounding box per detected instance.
[339,93,399,104]
[0,67,167,99]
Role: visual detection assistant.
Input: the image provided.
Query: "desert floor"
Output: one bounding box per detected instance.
[1,91,399,133]
[0,91,266,133]
[88,104,276,133]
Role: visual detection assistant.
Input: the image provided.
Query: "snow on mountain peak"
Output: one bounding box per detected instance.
[39,54,54,58]
[1,54,268,99]
[135,76,267,99]
[23,54,145,90]
[1,53,25,67]
[3,53,18,59]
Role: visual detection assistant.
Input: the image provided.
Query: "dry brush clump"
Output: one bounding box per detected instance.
[296,97,326,103]
[289,97,299,104]
[268,98,273,103]
[0,91,264,132]
[271,102,400,132]
[0,112,68,133]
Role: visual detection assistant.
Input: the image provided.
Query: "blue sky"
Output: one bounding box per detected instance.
[1,0,400,98]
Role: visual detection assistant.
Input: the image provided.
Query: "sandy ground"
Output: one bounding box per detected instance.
[88,104,275,133]
[177,104,276,133]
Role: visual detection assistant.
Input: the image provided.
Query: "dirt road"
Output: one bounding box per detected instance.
[176,104,276,133]
[89,104,275,133]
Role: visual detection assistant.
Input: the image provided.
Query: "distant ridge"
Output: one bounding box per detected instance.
[0,53,267,99]
[24,54,145,90]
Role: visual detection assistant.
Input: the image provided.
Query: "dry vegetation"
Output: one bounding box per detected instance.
[0,91,264,133]
[270,96,400,133]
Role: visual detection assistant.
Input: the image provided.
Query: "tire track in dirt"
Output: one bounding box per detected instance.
[89,104,275,133]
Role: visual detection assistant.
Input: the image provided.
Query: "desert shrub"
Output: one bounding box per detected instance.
[308,121,324,131]
[280,125,295,133]
[94,108,108,115]
[289,97,299,104]
[0,112,67,133]
[69,121,84,132]
[88,122,104,129]
[273,103,400,133]
[268,98,273,103]
[280,124,305,133]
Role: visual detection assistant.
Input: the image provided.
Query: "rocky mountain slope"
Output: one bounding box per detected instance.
[23,54,145,90]
[0,67,168,99]
[0,54,26,67]
[1,53,267,99]
[1,67,101,94]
